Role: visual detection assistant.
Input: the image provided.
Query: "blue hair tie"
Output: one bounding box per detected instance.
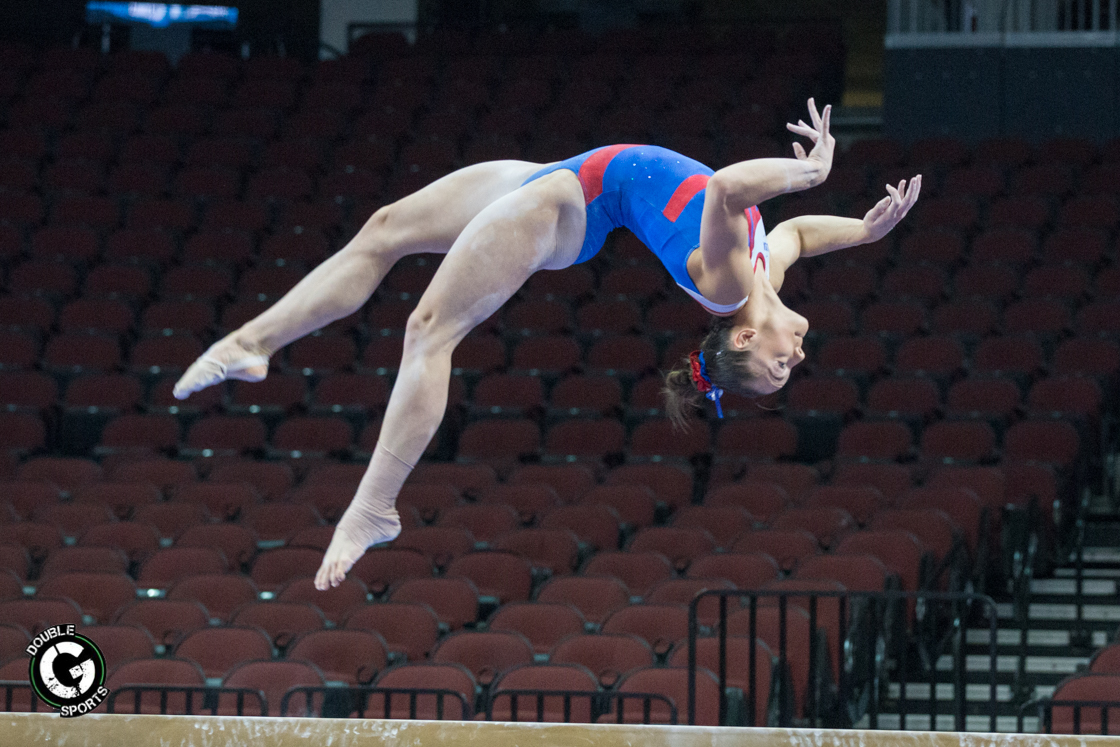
[697,351,725,419]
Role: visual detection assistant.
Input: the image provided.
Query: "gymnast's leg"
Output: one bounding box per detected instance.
[315,170,587,589]
[172,160,546,399]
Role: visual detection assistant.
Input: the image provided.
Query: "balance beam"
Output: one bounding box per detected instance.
[1,713,1115,747]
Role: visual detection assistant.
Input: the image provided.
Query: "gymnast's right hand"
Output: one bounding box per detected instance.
[786,97,834,182]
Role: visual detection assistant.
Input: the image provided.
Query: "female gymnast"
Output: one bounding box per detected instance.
[171,99,921,589]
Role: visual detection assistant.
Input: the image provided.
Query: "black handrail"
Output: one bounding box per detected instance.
[486,689,677,724]
[1020,698,1120,735]
[107,685,266,716]
[0,682,46,712]
[687,588,999,730]
[281,686,472,719]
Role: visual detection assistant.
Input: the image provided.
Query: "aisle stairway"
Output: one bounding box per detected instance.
[866,500,1120,733]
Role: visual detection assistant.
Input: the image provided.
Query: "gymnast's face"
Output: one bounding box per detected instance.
[730,301,809,395]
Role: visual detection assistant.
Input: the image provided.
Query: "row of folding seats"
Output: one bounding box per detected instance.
[10,270,1120,339]
[2,364,1103,428]
[18,153,1120,216]
[0,610,754,707]
[4,229,1120,308]
[0,489,953,577]
[0,452,1061,510]
[0,405,1086,475]
[3,326,1116,387]
[0,546,902,652]
[0,648,730,725]
[0,453,1062,529]
[0,512,969,628]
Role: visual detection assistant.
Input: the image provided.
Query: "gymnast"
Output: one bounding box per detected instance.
[172,99,921,589]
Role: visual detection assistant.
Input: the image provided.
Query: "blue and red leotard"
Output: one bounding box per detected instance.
[522,144,769,314]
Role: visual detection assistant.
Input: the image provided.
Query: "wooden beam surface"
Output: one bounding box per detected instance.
[1,713,1116,747]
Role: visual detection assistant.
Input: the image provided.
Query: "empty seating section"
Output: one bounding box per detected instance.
[0,27,1114,727]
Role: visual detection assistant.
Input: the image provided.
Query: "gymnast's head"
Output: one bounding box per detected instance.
[663,284,808,426]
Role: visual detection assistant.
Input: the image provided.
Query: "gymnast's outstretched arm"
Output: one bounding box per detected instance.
[768,176,922,260]
[706,98,835,215]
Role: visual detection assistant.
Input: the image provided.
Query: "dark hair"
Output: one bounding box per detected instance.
[662,316,762,428]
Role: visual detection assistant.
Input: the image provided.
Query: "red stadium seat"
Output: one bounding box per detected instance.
[601,604,689,657]
[278,577,368,624]
[168,574,259,623]
[705,482,789,524]
[175,626,274,680]
[370,663,475,719]
[232,602,326,650]
[37,571,136,622]
[772,508,855,550]
[488,663,600,722]
[345,602,441,661]
[77,519,159,563]
[538,575,630,625]
[488,602,586,655]
[628,527,717,572]
[432,630,535,686]
[551,634,654,688]
[920,421,997,464]
[105,658,208,714]
[389,577,479,631]
[392,527,474,569]
[445,551,533,604]
[493,529,580,576]
[115,599,209,646]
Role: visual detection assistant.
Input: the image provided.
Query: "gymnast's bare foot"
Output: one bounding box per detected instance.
[172,333,272,400]
[315,509,402,589]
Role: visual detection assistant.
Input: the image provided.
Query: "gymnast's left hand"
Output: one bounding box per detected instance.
[862,175,921,243]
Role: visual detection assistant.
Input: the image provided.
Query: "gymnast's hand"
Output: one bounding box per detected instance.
[862,175,922,243]
[786,98,834,184]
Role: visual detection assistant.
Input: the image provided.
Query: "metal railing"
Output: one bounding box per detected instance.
[486,689,678,724]
[1019,698,1120,734]
[281,686,472,719]
[107,686,266,716]
[687,589,1000,730]
[888,0,1120,36]
[0,682,47,713]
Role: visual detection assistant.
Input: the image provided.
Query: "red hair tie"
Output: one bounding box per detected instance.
[688,350,711,393]
[689,349,724,418]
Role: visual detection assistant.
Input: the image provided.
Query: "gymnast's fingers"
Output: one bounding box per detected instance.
[787,123,817,140]
[867,195,891,220]
[885,183,902,205]
[903,176,922,209]
[807,97,822,130]
[792,141,808,160]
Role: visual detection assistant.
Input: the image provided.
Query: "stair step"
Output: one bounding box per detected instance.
[936,654,1090,674]
[965,628,1111,648]
[995,602,1120,622]
[1028,579,1118,595]
[886,682,1054,703]
[1054,568,1120,579]
[1082,548,1120,563]
[854,714,1038,732]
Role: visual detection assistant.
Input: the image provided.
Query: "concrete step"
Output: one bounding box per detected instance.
[1028,579,1118,595]
[1055,568,1120,579]
[935,654,1090,674]
[1082,547,1120,563]
[964,628,1111,649]
[886,682,1054,703]
[995,602,1120,622]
